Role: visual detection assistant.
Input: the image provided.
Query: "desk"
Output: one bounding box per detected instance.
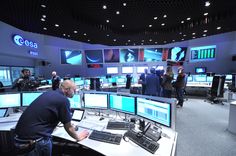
[37,85,52,90]
[52,114,177,156]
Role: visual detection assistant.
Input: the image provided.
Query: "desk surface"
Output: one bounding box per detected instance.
[52,114,177,156]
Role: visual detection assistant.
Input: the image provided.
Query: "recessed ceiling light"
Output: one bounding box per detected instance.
[42,15,46,18]
[161,23,165,26]
[205,1,211,7]
[164,41,167,43]
[55,24,59,27]
[141,43,144,45]
[192,36,196,38]
[63,34,66,36]
[149,25,152,27]
[41,4,46,8]
[106,20,109,23]
[217,26,221,30]
[154,16,158,20]
[179,32,182,35]
[141,40,144,42]
[183,34,186,37]
[74,30,78,33]
[172,40,175,42]
[133,43,136,45]
[181,38,184,40]
[163,14,167,18]
[181,20,184,24]
[125,43,128,45]
[122,25,125,28]
[87,39,90,42]
[116,11,120,15]
[41,18,45,21]
[128,40,131,42]
[102,5,107,9]
[67,35,70,37]
[187,17,191,20]
[155,42,157,44]
[192,32,196,35]
[106,34,110,37]
[204,13,208,16]
[113,39,116,42]
[203,34,207,36]
[149,39,152,42]
[84,33,87,36]
[123,3,127,6]
[43,27,47,30]
[203,30,208,32]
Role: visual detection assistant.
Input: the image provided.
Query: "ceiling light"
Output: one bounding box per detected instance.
[179,32,182,35]
[192,36,196,38]
[121,25,125,27]
[133,43,136,45]
[113,39,116,42]
[172,40,175,42]
[41,4,46,8]
[181,21,184,24]
[183,34,186,37]
[203,34,207,36]
[116,11,120,15]
[123,3,127,6]
[141,40,144,42]
[161,23,165,26]
[164,41,167,43]
[128,40,131,42]
[154,17,158,20]
[181,38,184,41]
[187,17,191,20]
[42,15,46,18]
[155,42,157,44]
[204,13,208,16]
[106,20,109,23]
[102,5,107,9]
[163,14,167,18]
[106,34,110,37]
[203,30,208,32]
[74,30,78,33]
[141,43,144,45]
[217,26,221,30]
[87,39,90,42]
[84,33,87,36]
[67,35,70,37]
[63,34,66,36]
[149,39,152,42]
[55,24,59,27]
[149,25,152,27]
[41,18,45,21]
[43,27,47,30]
[192,32,196,35]
[205,1,211,7]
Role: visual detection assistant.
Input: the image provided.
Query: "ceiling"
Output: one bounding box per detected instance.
[1,0,236,46]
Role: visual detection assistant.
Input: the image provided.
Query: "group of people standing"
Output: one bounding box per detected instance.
[139,66,186,108]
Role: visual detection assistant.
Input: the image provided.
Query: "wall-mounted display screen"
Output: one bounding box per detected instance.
[139,48,162,62]
[104,49,120,63]
[107,67,119,74]
[195,67,207,74]
[190,45,216,61]
[85,50,103,64]
[137,66,148,73]
[168,47,187,62]
[122,67,133,74]
[120,49,139,63]
[0,93,21,108]
[61,49,82,65]
[136,97,171,127]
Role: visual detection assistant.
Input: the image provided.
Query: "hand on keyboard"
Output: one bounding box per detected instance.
[77,130,89,141]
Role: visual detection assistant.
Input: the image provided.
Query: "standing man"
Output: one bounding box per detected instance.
[14,80,89,156]
[51,71,61,90]
[145,68,160,96]
[174,67,186,107]
[139,68,148,94]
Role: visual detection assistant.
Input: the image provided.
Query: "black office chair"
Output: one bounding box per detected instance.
[0,81,5,92]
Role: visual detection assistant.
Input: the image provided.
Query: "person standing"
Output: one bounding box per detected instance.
[51,71,61,90]
[139,68,148,94]
[145,68,160,96]
[174,67,186,107]
[14,80,89,156]
[162,66,174,98]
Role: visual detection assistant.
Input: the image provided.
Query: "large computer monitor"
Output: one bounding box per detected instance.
[68,94,82,109]
[122,67,133,74]
[0,93,21,108]
[22,92,43,106]
[109,94,135,115]
[137,66,148,74]
[84,93,108,109]
[193,74,207,82]
[136,97,171,127]
[107,67,119,74]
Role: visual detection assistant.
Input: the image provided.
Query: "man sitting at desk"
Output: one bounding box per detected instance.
[15,80,89,156]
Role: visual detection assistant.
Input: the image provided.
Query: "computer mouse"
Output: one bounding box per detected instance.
[99,117,104,121]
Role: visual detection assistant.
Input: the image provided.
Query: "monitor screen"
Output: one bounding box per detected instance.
[0,93,21,108]
[122,67,133,74]
[207,76,213,82]
[47,79,52,85]
[120,49,139,63]
[61,49,82,65]
[104,49,120,63]
[107,67,119,74]
[193,75,207,82]
[22,92,43,106]
[168,47,187,62]
[139,48,163,62]
[85,50,103,64]
[0,108,7,118]
[84,93,108,109]
[136,97,171,127]
[109,94,135,115]
[195,67,207,74]
[68,94,81,109]
[74,79,84,86]
[137,66,148,74]
[226,74,232,80]
[187,76,193,82]
[72,109,84,121]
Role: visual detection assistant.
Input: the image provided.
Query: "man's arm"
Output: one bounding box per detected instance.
[64,122,89,141]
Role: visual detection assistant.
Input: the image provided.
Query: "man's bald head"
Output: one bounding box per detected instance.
[60,80,77,98]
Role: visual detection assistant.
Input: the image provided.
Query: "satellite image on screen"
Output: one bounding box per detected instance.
[61,49,82,65]
[85,50,103,63]
[120,49,139,63]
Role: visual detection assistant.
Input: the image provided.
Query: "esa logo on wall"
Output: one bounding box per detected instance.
[13,34,38,49]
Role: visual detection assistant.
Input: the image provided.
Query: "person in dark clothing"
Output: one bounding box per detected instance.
[12,69,39,91]
[162,66,174,98]
[174,67,186,107]
[145,68,160,96]
[125,74,133,89]
[15,80,89,156]
[138,68,148,94]
[51,71,61,90]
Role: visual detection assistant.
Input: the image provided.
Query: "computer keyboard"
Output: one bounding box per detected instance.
[124,130,159,154]
[106,121,135,130]
[89,130,122,145]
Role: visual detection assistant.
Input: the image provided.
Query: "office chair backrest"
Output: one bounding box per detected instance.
[211,76,225,97]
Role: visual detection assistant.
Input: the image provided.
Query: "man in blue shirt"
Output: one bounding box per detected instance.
[15,80,89,156]
[51,71,61,90]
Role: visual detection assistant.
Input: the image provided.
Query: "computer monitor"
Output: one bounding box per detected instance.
[0,93,21,108]
[207,76,213,82]
[122,67,133,74]
[137,66,148,74]
[107,67,119,74]
[193,74,207,82]
[109,94,135,115]
[136,97,171,127]
[187,76,193,82]
[68,94,81,109]
[226,74,232,80]
[47,79,52,85]
[22,92,43,106]
[84,93,108,109]
[0,108,7,118]
[195,67,207,74]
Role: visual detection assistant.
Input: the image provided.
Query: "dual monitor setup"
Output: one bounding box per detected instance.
[0,92,172,128]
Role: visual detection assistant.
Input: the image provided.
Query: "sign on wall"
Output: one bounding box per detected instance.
[13,34,38,49]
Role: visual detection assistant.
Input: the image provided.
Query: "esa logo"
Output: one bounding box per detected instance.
[13,35,38,49]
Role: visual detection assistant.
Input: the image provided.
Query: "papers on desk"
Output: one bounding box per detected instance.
[76,120,105,131]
